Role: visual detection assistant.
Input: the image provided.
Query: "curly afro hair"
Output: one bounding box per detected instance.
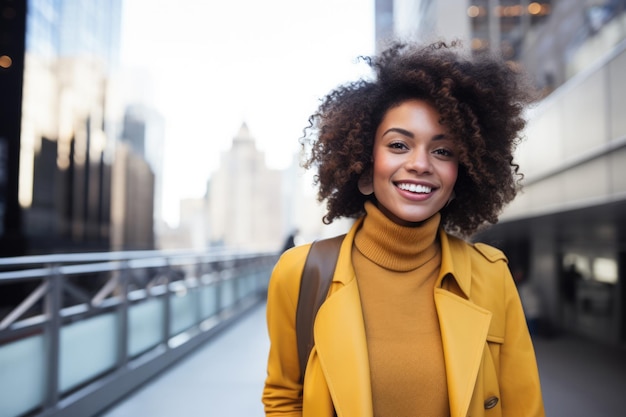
[301,40,536,237]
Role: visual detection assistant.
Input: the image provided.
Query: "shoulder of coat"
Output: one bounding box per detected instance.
[472,242,508,263]
[272,243,314,284]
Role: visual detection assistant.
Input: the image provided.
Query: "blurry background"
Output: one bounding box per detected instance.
[1,0,626,416]
[2,0,626,345]
[3,0,625,342]
[1,0,375,257]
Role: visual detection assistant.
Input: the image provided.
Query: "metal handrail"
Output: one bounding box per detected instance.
[0,247,279,417]
[0,246,255,269]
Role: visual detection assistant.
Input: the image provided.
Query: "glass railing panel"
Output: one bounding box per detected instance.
[199,284,218,319]
[128,298,164,357]
[243,273,256,297]
[0,335,45,417]
[220,278,235,309]
[59,313,118,393]
[170,288,197,335]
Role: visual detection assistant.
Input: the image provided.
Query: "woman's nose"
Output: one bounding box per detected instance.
[406,149,432,173]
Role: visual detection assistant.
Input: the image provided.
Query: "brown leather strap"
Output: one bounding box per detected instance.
[296,234,345,382]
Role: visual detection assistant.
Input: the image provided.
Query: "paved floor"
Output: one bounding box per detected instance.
[100,302,626,417]
[533,333,626,417]
[99,304,270,417]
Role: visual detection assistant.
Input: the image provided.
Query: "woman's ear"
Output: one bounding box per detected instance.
[445,190,456,207]
[358,171,374,196]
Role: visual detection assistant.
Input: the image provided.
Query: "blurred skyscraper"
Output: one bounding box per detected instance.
[207,123,285,251]
[107,104,167,251]
[0,0,158,255]
[375,0,471,52]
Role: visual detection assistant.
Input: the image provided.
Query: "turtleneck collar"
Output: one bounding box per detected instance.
[354,201,441,272]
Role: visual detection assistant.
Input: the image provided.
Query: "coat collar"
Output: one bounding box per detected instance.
[437,229,472,299]
[313,217,491,417]
[334,218,472,298]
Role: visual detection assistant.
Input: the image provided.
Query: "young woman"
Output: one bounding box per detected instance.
[262,40,545,417]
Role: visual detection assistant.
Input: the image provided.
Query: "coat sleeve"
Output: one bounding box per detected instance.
[498,262,545,417]
[262,245,310,416]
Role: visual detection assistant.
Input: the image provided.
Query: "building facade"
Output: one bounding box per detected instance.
[0,0,156,255]
[480,34,626,346]
[375,0,471,52]
[476,0,626,347]
[207,123,285,252]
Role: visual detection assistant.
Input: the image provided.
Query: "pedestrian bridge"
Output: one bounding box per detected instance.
[0,248,278,417]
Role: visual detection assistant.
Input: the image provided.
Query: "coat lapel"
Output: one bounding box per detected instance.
[314,222,373,417]
[435,231,492,417]
[314,278,373,417]
[435,290,491,417]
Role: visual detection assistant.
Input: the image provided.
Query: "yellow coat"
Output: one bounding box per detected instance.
[263,217,545,417]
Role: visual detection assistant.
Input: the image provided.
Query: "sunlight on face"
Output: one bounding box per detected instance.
[372,99,459,226]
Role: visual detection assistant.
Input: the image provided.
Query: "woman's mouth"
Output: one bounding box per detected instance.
[396,183,432,194]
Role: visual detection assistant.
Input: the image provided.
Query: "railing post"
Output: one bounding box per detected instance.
[162,262,172,349]
[195,259,204,326]
[43,265,62,410]
[231,258,242,305]
[117,263,130,367]
[213,260,222,314]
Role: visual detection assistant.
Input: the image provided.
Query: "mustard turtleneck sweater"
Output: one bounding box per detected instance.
[353,202,450,417]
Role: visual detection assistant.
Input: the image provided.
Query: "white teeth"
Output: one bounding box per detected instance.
[398,183,432,193]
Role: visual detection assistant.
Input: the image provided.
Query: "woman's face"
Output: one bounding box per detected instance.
[371,99,459,226]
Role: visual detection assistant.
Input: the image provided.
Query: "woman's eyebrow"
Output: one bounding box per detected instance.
[432,133,450,141]
[382,128,450,141]
[382,127,414,138]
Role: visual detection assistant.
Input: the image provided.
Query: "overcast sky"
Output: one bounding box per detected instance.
[120,0,375,225]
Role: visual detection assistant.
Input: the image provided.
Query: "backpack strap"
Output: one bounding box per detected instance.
[296,234,345,382]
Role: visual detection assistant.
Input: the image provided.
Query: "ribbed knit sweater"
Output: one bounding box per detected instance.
[353,202,450,417]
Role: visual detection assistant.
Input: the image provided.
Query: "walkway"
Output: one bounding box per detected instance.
[99,302,626,417]
[99,303,269,417]
[533,332,626,416]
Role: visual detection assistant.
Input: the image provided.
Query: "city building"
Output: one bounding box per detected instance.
[480,1,626,345]
[155,196,211,250]
[375,0,470,52]
[207,123,285,252]
[111,104,165,250]
[110,141,155,250]
[0,0,156,255]
[282,152,355,246]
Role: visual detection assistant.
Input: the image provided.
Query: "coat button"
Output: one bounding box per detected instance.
[484,396,499,409]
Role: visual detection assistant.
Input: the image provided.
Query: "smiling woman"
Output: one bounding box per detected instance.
[262,40,545,417]
[368,99,459,227]
[301,41,536,236]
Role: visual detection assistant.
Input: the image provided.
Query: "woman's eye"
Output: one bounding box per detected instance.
[433,148,454,157]
[388,142,407,150]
